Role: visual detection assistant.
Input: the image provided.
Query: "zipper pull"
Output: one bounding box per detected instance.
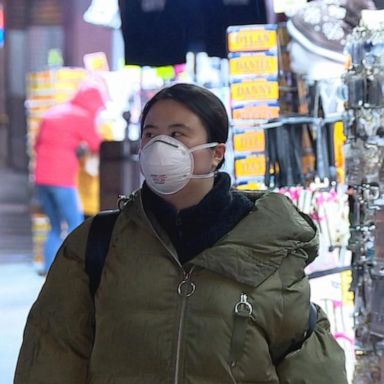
[234,293,253,317]
[177,269,196,297]
[230,293,253,368]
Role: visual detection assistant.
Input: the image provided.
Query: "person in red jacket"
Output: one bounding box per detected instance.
[34,81,106,274]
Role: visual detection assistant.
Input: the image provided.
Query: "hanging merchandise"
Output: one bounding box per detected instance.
[265,123,304,187]
[343,10,384,383]
[83,0,121,29]
[279,184,350,274]
[118,0,267,67]
[118,0,187,66]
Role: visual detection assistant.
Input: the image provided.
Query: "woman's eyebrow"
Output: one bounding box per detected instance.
[142,123,192,131]
[168,123,192,130]
[142,124,158,130]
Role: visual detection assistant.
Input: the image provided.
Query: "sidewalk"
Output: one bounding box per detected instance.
[0,263,44,384]
[0,167,33,263]
[0,166,41,383]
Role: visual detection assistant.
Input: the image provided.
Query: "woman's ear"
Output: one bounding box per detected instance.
[212,143,226,169]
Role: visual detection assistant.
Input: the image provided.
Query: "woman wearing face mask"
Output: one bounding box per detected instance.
[15,84,347,384]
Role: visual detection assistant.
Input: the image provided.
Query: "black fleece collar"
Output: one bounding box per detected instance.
[142,172,254,264]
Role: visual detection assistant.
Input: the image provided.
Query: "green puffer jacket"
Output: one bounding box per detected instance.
[15,191,347,384]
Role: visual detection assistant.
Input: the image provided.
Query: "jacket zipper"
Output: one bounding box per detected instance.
[138,196,182,268]
[174,266,196,384]
[139,197,195,382]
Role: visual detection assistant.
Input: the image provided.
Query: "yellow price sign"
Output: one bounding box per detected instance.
[229,54,278,77]
[236,181,265,190]
[232,103,279,120]
[231,80,279,102]
[235,155,266,178]
[228,26,277,52]
[340,270,354,305]
[233,130,265,153]
[333,121,345,184]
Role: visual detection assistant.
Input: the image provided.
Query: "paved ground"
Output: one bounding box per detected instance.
[0,167,33,263]
[0,263,44,383]
[0,166,43,383]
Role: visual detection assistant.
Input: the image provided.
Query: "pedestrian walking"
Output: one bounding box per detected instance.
[33,81,105,274]
[15,83,347,383]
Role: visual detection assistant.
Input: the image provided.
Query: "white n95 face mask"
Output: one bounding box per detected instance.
[139,135,218,195]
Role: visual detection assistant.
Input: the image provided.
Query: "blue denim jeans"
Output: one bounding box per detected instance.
[36,185,84,273]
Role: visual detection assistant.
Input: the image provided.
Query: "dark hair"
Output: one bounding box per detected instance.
[140,83,229,169]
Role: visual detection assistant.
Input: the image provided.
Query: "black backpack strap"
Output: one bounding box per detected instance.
[272,302,318,366]
[85,210,120,296]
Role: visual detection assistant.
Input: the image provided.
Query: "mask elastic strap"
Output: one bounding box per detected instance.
[189,142,218,153]
[189,142,219,179]
[191,171,216,179]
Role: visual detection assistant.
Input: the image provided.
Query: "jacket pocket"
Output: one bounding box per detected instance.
[275,305,348,384]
